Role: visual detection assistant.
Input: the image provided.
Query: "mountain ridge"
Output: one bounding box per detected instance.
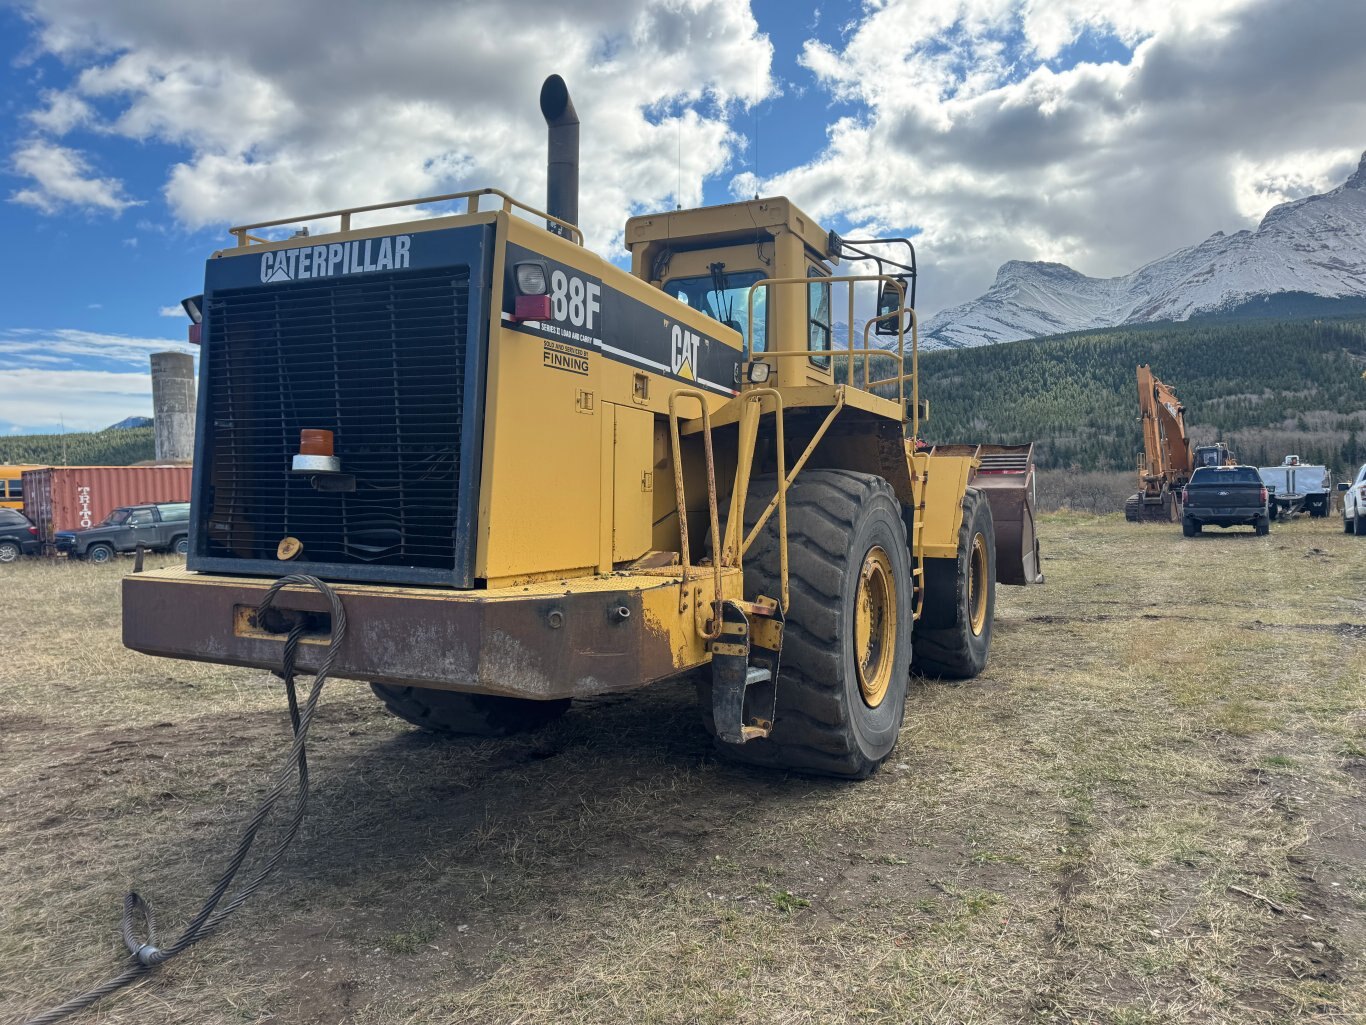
[923,151,1366,349]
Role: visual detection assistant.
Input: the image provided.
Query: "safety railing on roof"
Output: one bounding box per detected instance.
[227,188,584,247]
[745,274,920,439]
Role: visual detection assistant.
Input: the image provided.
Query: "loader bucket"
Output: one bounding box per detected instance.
[931,443,1045,585]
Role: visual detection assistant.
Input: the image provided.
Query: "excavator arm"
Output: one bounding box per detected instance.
[1127,364,1195,522]
[1136,364,1192,486]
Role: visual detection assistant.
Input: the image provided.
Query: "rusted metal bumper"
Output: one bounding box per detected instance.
[122,568,686,699]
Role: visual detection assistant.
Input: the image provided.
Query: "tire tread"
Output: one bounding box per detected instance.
[709,469,909,779]
[371,683,569,737]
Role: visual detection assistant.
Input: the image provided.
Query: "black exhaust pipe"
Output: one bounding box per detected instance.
[539,74,579,233]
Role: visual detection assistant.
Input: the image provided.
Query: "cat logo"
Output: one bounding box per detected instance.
[670,323,702,381]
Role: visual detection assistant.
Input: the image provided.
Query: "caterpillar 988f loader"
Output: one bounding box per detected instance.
[123,76,1043,779]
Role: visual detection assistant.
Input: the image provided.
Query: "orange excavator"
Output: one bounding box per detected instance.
[1125,365,1233,522]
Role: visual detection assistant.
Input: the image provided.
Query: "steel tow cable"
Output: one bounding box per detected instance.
[22,573,347,1025]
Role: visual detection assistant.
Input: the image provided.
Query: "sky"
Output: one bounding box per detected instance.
[3,0,1365,433]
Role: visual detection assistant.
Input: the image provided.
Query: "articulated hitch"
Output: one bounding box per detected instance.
[709,597,784,744]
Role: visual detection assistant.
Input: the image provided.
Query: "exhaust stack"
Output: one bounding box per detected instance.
[539,74,579,232]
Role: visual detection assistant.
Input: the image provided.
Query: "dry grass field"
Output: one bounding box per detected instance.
[3,512,1364,1024]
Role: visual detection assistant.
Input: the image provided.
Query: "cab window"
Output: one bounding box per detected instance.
[4,479,20,501]
[663,270,768,354]
[808,266,831,368]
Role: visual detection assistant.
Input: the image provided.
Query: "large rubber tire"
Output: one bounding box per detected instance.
[1345,511,1355,534]
[1182,517,1198,537]
[1356,513,1365,537]
[0,540,20,563]
[1255,516,1270,536]
[1124,494,1142,522]
[912,488,996,680]
[172,535,189,555]
[371,683,570,737]
[703,470,914,779]
[86,543,115,564]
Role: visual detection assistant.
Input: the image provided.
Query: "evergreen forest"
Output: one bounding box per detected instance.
[0,427,156,467]
[920,316,1366,472]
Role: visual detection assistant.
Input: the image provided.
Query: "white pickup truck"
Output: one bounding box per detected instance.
[1343,463,1366,535]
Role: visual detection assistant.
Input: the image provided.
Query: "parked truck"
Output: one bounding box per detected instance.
[1180,465,1271,536]
[57,502,191,562]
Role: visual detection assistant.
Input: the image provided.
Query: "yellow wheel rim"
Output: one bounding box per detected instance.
[855,546,898,708]
[968,532,989,636]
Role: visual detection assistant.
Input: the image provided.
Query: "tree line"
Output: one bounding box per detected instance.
[918,316,1366,473]
[0,427,156,467]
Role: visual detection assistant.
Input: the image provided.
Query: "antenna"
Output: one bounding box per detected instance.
[754,63,761,200]
[677,117,682,210]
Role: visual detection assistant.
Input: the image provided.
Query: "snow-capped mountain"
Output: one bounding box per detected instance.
[922,151,1366,349]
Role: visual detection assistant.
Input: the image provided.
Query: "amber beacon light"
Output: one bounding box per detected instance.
[292,429,341,474]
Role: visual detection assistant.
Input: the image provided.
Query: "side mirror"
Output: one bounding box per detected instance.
[1338,481,1350,492]
[875,277,909,337]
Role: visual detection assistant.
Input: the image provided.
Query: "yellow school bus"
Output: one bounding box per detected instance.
[0,466,44,511]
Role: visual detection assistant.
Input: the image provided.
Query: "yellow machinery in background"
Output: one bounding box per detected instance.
[123,76,1043,779]
[1126,365,1234,522]
[0,465,43,511]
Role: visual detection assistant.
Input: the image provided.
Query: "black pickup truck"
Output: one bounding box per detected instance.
[56,502,191,562]
[1180,466,1270,536]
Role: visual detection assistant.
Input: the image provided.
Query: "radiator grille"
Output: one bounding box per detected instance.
[203,267,470,576]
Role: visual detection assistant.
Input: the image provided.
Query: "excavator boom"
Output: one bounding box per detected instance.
[1126,364,1227,522]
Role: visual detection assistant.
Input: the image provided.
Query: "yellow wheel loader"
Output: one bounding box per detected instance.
[124,76,1044,779]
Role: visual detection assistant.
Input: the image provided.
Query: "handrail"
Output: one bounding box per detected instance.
[227,187,584,247]
[723,388,788,612]
[744,273,915,434]
[738,389,849,614]
[667,389,723,640]
[862,305,920,440]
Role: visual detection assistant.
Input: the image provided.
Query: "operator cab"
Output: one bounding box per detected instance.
[625,198,915,393]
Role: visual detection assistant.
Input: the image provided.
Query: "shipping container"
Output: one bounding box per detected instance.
[23,466,193,545]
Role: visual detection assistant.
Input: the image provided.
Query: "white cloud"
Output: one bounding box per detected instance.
[17,0,1366,324]
[0,327,194,432]
[762,0,1366,314]
[0,327,185,369]
[17,0,774,254]
[9,139,139,214]
[0,368,152,432]
[27,88,95,133]
[158,305,184,317]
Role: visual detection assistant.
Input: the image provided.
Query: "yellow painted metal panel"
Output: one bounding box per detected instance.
[478,321,601,581]
[612,404,654,563]
[917,453,975,558]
